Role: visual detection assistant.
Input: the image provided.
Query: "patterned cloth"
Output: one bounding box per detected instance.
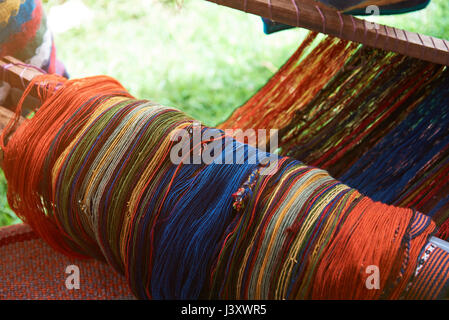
[0,224,134,300]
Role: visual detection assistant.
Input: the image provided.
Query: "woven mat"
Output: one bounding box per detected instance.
[0,223,134,300]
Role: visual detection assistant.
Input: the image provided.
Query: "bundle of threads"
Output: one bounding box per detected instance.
[2,59,449,299]
[0,0,67,105]
[221,31,449,240]
[262,0,430,34]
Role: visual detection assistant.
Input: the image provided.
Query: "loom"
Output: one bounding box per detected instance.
[1,0,449,299]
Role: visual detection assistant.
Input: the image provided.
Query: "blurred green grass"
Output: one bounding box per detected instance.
[375,0,449,40]
[1,0,448,226]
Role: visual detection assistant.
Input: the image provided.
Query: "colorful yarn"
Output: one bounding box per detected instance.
[2,33,449,300]
[209,159,435,299]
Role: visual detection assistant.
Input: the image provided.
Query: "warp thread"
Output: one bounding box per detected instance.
[220,32,449,239]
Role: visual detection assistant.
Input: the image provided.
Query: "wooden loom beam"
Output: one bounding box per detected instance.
[1,51,449,252]
[206,0,449,66]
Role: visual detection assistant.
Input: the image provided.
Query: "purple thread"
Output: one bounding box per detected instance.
[392,28,401,55]
[442,40,449,66]
[392,27,398,40]
[19,67,28,89]
[429,36,437,62]
[1,61,52,97]
[374,27,379,48]
[13,62,46,74]
[363,17,367,38]
[430,35,437,49]
[443,39,449,52]
[350,15,356,40]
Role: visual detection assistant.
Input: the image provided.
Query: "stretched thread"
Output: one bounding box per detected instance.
[221,32,449,237]
[1,33,448,300]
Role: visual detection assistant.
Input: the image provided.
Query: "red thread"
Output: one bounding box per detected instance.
[267,0,273,21]
[315,5,326,34]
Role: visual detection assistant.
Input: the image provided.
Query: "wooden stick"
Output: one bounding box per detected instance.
[206,0,449,66]
[0,56,56,113]
[0,106,25,167]
[0,56,44,99]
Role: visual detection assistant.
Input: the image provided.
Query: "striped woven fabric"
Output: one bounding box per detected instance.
[0,224,133,300]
